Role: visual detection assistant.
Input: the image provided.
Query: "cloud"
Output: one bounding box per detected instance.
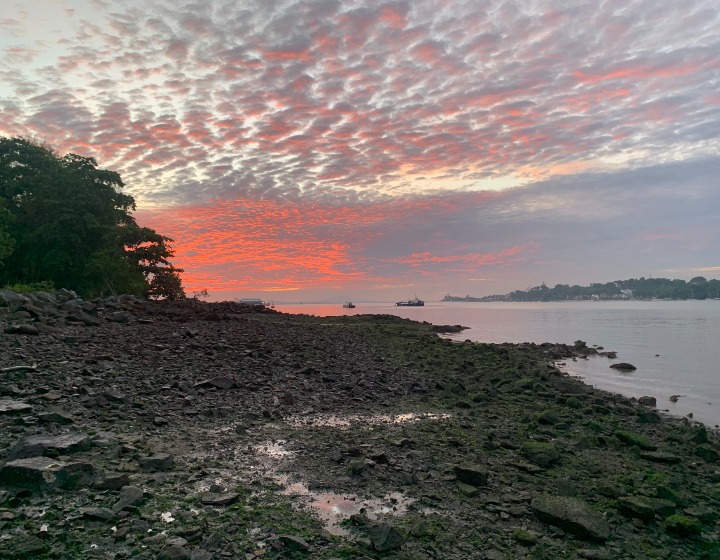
[130,155,720,297]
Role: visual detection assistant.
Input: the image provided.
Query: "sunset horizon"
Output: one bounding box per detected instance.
[2,0,719,301]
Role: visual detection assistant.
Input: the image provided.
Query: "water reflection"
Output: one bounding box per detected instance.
[281,481,414,536]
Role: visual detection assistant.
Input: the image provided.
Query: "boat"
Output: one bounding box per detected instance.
[343,302,355,308]
[396,297,424,307]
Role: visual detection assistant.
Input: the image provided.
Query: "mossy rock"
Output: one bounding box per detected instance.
[521,441,560,467]
[615,430,657,450]
[531,494,610,541]
[513,528,539,545]
[693,425,709,443]
[665,514,702,537]
[565,397,582,409]
[617,496,676,521]
[696,444,720,463]
[537,410,561,425]
[655,485,684,505]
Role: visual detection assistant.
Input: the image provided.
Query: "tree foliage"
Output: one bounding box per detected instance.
[0,136,185,299]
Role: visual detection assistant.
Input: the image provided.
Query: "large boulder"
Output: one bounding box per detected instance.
[0,457,94,490]
[0,400,33,415]
[7,433,92,460]
[453,464,489,487]
[522,441,560,467]
[531,495,610,541]
[368,524,406,552]
[617,496,675,520]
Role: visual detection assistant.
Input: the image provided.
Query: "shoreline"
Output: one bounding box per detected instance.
[1,293,720,558]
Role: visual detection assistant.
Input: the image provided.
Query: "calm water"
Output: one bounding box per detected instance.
[277,301,720,427]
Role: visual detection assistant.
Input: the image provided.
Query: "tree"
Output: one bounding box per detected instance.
[0,136,184,299]
[0,203,14,267]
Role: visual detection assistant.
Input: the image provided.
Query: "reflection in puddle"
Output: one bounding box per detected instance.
[282,482,414,536]
[288,411,450,428]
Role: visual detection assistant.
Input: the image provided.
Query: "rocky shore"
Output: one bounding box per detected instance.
[1,289,719,559]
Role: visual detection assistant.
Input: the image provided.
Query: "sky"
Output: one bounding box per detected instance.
[1,0,719,302]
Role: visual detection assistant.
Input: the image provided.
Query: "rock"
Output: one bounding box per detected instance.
[617,496,676,520]
[102,390,126,403]
[138,453,175,472]
[0,534,48,558]
[696,444,720,462]
[0,457,94,489]
[665,514,702,537]
[158,544,191,560]
[521,441,560,467]
[7,432,92,459]
[67,310,102,326]
[457,482,480,496]
[368,523,406,552]
[200,492,240,506]
[531,494,610,541]
[615,430,657,451]
[94,472,131,490]
[113,485,144,512]
[0,384,22,397]
[577,550,613,559]
[38,407,74,424]
[537,410,561,425]
[639,451,681,464]
[277,534,311,551]
[81,507,115,521]
[106,311,130,323]
[190,551,214,560]
[0,400,32,415]
[194,377,236,390]
[637,410,662,424]
[513,528,539,545]
[4,324,40,335]
[638,396,656,407]
[453,464,489,487]
[610,363,636,371]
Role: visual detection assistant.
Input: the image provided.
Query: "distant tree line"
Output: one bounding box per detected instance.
[444,276,720,302]
[0,136,185,299]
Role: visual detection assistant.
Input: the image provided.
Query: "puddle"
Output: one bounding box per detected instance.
[287,411,450,428]
[281,481,414,536]
[247,440,416,534]
[188,414,440,535]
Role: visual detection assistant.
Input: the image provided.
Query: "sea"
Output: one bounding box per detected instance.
[275,300,720,428]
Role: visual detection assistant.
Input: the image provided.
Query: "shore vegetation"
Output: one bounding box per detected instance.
[445,276,720,302]
[0,136,184,300]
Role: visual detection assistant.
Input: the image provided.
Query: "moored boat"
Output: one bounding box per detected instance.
[343,302,355,308]
[396,297,424,307]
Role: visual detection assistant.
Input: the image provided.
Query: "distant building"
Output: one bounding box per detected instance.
[237,298,266,305]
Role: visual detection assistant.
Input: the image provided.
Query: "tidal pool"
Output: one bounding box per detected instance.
[281,481,414,536]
